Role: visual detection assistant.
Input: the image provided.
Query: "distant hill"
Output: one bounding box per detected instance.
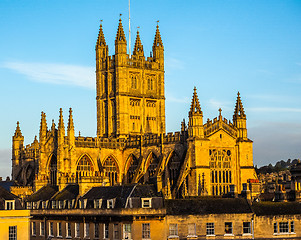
[255,159,299,175]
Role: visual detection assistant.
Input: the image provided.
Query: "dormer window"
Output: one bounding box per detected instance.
[141,198,152,208]
[26,202,32,210]
[42,201,46,209]
[58,201,64,209]
[52,201,57,209]
[107,199,115,209]
[32,202,37,209]
[94,199,102,208]
[67,200,73,209]
[5,200,15,210]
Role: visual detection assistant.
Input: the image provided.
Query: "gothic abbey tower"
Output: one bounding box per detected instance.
[96,19,165,138]
[11,18,258,198]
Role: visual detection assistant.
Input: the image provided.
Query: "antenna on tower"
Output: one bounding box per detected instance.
[129,0,131,57]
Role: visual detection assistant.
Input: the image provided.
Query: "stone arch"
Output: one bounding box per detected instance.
[102,155,119,186]
[48,154,57,185]
[124,154,139,184]
[76,154,95,177]
[141,151,159,183]
[167,151,181,186]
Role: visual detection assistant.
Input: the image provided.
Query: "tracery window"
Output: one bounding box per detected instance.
[125,155,139,184]
[147,77,153,90]
[103,156,119,185]
[210,149,232,195]
[131,75,137,89]
[77,155,94,176]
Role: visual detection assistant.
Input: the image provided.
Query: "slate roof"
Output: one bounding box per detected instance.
[0,181,14,192]
[51,184,79,201]
[0,186,23,210]
[131,184,161,198]
[166,197,253,215]
[82,184,161,208]
[25,184,58,202]
[252,202,301,216]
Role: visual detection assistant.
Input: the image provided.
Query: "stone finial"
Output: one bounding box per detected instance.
[115,18,126,43]
[133,30,144,56]
[153,24,163,48]
[96,20,106,48]
[233,91,246,120]
[189,87,202,116]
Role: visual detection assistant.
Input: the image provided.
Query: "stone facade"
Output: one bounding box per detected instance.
[12,18,257,197]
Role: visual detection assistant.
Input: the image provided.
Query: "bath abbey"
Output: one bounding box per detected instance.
[11,19,258,198]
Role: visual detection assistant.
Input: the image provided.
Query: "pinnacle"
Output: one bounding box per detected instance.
[153,24,163,48]
[233,92,246,119]
[96,21,106,47]
[68,107,74,131]
[58,108,65,130]
[133,30,144,56]
[189,87,202,115]
[115,18,126,43]
[14,121,23,137]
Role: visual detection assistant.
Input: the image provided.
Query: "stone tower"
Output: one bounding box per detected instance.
[96,19,166,138]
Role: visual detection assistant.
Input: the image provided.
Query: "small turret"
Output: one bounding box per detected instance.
[152,24,164,69]
[96,21,108,70]
[12,121,24,180]
[233,92,247,140]
[132,30,144,58]
[188,87,204,138]
[67,108,75,147]
[58,108,65,147]
[39,112,47,145]
[115,18,127,55]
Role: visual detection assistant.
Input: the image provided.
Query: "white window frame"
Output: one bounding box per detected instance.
[42,201,47,209]
[5,200,15,210]
[104,223,109,239]
[94,223,99,239]
[9,226,17,240]
[279,222,289,234]
[224,222,233,235]
[49,222,54,237]
[142,223,150,239]
[94,199,102,208]
[26,202,32,210]
[58,201,64,209]
[84,223,90,238]
[66,222,72,238]
[52,200,57,209]
[243,222,251,235]
[113,223,119,239]
[141,198,152,208]
[107,199,115,209]
[187,223,197,237]
[291,221,295,233]
[57,222,62,237]
[40,222,45,236]
[206,222,215,236]
[169,223,178,238]
[123,224,131,240]
[75,222,80,238]
[31,222,36,236]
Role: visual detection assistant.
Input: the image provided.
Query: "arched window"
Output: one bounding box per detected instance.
[103,156,119,185]
[77,155,94,176]
[49,155,57,185]
[209,149,232,195]
[125,154,139,184]
[168,152,181,186]
[131,75,137,89]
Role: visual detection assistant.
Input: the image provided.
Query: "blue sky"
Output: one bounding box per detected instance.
[0,0,301,178]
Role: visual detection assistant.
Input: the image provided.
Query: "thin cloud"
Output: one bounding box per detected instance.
[207,98,232,111]
[165,57,185,71]
[2,61,95,89]
[248,107,301,113]
[166,92,190,103]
